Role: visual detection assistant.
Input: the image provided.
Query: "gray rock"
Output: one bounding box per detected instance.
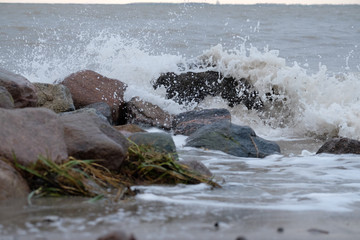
[173,108,231,136]
[34,83,75,113]
[129,132,177,157]
[316,137,360,155]
[185,121,280,158]
[0,108,68,166]
[179,160,212,177]
[0,68,37,108]
[0,160,30,201]
[60,108,109,124]
[126,97,173,130]
[0,86,14,109]
[84,102,113,125]
[60,110,129,171]
[97,230,136,240]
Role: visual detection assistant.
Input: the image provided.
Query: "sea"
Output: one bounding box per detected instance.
[0,3,360,240]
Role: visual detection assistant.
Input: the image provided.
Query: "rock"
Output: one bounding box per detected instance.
[114,124,146,137]
[0,160,30,201]
[61,70,127,124]
[126,97,173,130]
[0,108,68,166]
[60,109,129,171]
[0,86,14,109]
[185,121,280,158]
[316,137,360,155]
[173,108,231,136]
[60,108,110,124]
[97,230,136,240]
[0,68,37,108]
[129,132,177,157]
[179,160,212,177]
[84,102,113,125]
[34,83,75,113]
[153,71,263,109]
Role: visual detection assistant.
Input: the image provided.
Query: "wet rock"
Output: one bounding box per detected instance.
[179,160,212,177]
[316,137,360,155]
[0,108,68,166]
[84,102,113,125]
[0,160,30,201]
[60,109,129,171]
[34,83,75,113]
[173,108,231,136]
[153,71,263,109]
[97,230,136,240]
[114,124,146,137]
[186,121,280,158]
[0,67,37,108]
[126,96,173,130]
[61,70,127,124]
[129,132,177,157]
[0,86,14,109]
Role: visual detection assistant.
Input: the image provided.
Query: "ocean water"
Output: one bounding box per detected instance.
[1,3,360,240]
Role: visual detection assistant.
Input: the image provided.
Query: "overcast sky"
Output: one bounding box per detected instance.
[0,0,359,4]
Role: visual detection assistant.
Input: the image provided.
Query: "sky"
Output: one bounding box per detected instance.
[0,0,359,4]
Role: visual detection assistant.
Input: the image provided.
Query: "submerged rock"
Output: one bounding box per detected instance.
[0,160,30,201]
[60,110,129,171]
[97,230,136,240]
[0,67,37,108]
[0,86,14,109]
[61,70,127,124]
[186,121,280,158]
[34,83,75,113]
[153,71,263,109]
[173,108,231,136]
[179,160,212,177]
[126,96,173,130]
[316,137,360,155]
[0,108,68,166]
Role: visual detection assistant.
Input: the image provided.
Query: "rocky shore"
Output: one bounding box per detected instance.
[1,67,360,240]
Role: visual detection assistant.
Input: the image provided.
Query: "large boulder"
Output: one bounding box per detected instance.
[0,68,37,108]
[60,109,129,171]
[34,83,75,113]
[173,108,231,136]
[316,137,360,155]
[0,86,14,109]
[129,132,177,157]
[185,121,280,158]
[61,70,127,124]
[153,71,263,109]
[0,108,68,166]
[126,97,172,130]
[0,160,30,201]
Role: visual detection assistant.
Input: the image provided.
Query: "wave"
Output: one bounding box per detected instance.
[16,33,360,140]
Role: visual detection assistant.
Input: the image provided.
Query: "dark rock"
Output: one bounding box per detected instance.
[185,121,280,158]
[0,108,68,166]
[0,160,30,201]
[179,160,212,177]
[316,137,360,155]
[0,86,14,109]
[61,70,127,124]
[173,108,231,136]
[153,71,263,109]
[129,132,177,157]
[34,83,75,113]
[126,96,173,130]
[84,102,113,125]
[60,109,129,171]
[97,230,136,240]
[114,124,146,137]
[0,68,37,108]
